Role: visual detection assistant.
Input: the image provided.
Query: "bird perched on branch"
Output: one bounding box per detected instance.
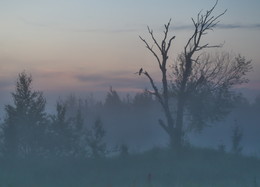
[138,68,143,75]
[135,68,143,75]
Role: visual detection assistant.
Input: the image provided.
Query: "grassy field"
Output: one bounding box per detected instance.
[0,146,259,187]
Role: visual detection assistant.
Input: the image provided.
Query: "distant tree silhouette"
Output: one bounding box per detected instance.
[138,1,252,150]
[86,117,106,158]
[74,107,84,132]
[71,106,86,157]
[253,94,260,111]
[3,72,47,157]
[119,144,129,158]
[47,102,73,156]
[46,101,86,157]
[182,53,252,131]
[133,89,154,109]
[104,87,122,109]
[231,120,243,154]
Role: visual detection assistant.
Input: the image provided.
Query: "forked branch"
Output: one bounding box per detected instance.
[139,19,175,70]
[139,36,162,68]
[184,0,226,57]
[143,71,163,105]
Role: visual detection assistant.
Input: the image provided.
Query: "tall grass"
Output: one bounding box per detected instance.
[0,146,259,187]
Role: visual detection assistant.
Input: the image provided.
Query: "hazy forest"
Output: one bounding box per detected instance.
[0,1,260,187]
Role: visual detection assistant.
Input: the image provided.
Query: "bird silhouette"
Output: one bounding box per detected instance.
[138,68,143,75]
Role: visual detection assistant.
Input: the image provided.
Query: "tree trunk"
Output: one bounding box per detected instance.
[174,95,185,149]
[173,57,192,149]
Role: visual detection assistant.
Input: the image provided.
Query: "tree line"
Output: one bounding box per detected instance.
[0,72,160,159]
[0,71,259,159]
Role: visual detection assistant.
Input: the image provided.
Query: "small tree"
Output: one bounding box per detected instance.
[75,107,84,131]
[138,1,252,150]
[3,72,47,157]
[86,117,106,158]
[180,53,251,131]
[119,144,129,158]
[104,86,122,109]
[231,120,243,154]
[133,89,154,109]
[48,102,73,157]
[71,106,86,157]
[45,100,87,158]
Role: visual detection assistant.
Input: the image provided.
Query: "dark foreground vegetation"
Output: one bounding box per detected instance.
[0,146,259,187]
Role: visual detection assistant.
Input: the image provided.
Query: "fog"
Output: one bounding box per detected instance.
[0,85,260,186]
[56,90,260,156]
[1,87,260,154]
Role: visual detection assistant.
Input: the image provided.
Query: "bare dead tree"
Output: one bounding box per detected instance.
[139,20,176,148]
[138,1,252,150]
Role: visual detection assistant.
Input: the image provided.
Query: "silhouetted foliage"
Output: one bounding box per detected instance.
[104,87,122,109]
[119,144,129,158]
[45,101,87,157]
[2,72,47,157]
[71,106,86,157]
[47,102,73,156]
[181,54,252,132]
[132,89,154,109]
[231,120,243,154]
[253,94,260,111]
[75,107,84,131]
[86,117,106,158]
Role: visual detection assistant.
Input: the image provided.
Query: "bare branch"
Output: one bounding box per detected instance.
[166,35,176,54]
[147,27,162,51]
[195,43,223,51]
[161,19,171,51]
[139,36,162,68]
[143,71,163,105]
[184,0,226,57]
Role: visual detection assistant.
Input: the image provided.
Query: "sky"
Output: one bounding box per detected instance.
[0,0,260,112]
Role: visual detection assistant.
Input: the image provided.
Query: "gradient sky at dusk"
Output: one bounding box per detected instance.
[0,0,260,110]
